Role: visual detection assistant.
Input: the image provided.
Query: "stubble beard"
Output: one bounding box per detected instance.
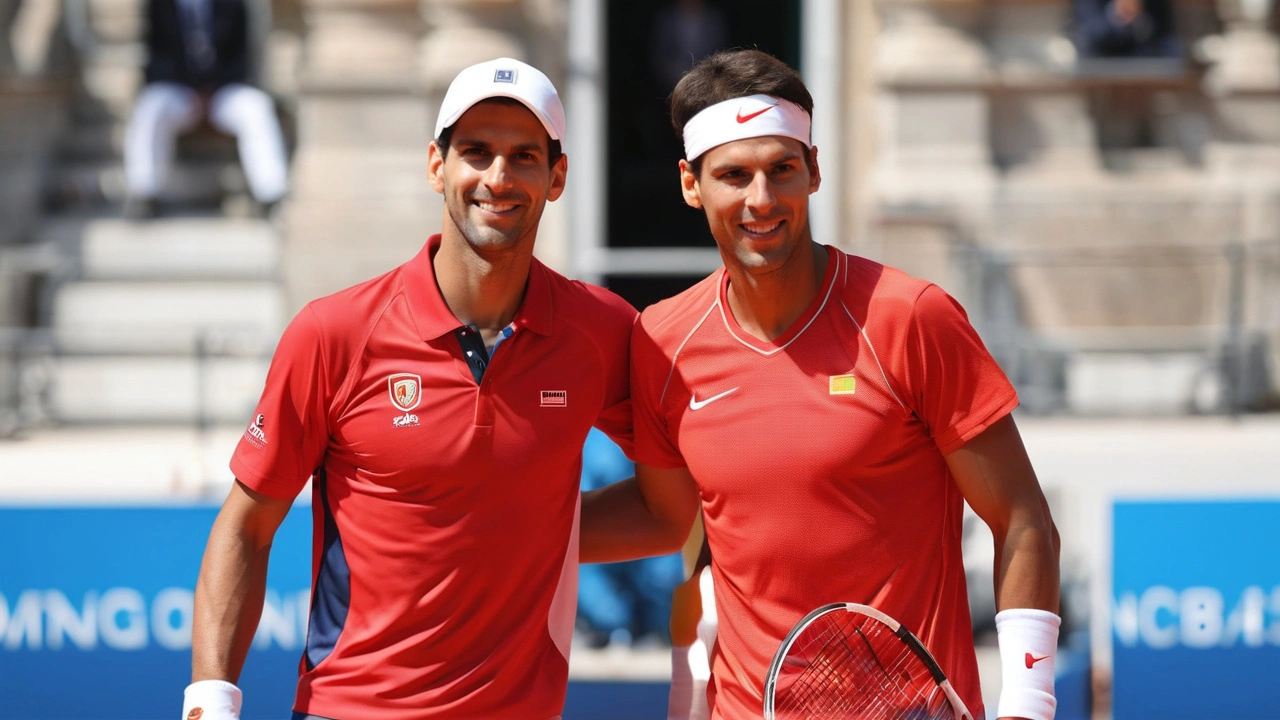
[725,218,812,278]
[447,200,537,257]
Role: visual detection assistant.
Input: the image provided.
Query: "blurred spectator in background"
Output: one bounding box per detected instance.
[124,0,288,219]
[1073,0,1181,58]
[578,428,686,649]
[650,0,726,94]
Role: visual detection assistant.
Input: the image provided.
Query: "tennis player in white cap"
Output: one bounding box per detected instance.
[182,57,638,720]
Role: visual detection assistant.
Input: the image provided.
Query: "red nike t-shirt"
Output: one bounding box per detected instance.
[633,245,1017,719]
[230,235,635,719]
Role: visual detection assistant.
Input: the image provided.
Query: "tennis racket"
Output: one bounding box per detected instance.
[763,602,974,720]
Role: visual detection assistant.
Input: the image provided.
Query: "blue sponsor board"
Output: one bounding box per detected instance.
[0,507,669,720]
[0,506,311,720]
[1112,500,1280,719]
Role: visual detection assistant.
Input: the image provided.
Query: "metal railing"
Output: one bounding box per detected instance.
[959,238,1280,416]
[0,323,275,439]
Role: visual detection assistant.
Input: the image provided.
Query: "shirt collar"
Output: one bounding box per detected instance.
[402,234,554,342]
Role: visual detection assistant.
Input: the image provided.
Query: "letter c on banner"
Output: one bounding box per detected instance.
[1138,586,1179,649]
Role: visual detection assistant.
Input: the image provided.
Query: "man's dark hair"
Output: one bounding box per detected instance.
[670,49,814,175]
[435,97,563,167]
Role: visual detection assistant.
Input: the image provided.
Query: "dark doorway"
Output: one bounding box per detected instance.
[605,0,802,309]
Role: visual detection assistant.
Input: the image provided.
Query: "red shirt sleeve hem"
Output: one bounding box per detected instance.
[229,454,307,501]
[934,391,1020,456]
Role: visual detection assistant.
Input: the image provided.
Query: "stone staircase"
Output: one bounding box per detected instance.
[40,217,281,424]
[25,0,284,426]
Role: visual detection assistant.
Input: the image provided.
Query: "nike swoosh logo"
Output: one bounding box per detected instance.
[1025,653,1050,669]
[689,387,739,410]
[735,106,773,123]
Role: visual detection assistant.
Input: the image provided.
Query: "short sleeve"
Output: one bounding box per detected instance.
[631,315,687,469]
[590,289,638,459]
[229,304,332,500]
[905,284,1019,455]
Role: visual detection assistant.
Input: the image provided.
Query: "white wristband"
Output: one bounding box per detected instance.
[182,679,242,720]
[695,566,717,653]
[995,608,1059,720]
[668,642,710,720]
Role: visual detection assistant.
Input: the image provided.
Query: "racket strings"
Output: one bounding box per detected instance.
[772,612,956,719]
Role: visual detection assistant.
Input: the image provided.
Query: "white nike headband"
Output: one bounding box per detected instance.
[681,94,811,161]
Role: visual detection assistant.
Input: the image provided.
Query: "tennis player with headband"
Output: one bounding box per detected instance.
[580,49,1061,720]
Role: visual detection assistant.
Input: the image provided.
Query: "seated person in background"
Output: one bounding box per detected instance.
[1073,0,1182,59]
[124,0,288,219]
[577,428,686,649]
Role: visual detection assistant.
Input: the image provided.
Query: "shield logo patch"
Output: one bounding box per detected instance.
[388,373,422,412]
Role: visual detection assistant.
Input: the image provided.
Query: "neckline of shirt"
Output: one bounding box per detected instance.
[715,244,841,356]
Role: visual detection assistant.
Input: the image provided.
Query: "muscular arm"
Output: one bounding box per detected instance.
[191,479,293,683]
[579,463,701,564]
[945,414,1060,614]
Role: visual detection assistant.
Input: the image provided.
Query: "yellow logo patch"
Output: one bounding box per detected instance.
[829,374,856,395]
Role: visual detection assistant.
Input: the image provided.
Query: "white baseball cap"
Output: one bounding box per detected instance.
[433,57,566,142]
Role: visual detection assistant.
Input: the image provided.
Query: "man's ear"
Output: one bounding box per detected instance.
[546,153,568,202]
[808,145,821,194]
[679,160,701,209]
[427,141,445,194]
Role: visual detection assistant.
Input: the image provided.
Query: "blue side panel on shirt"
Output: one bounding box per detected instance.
[305,469,351,671]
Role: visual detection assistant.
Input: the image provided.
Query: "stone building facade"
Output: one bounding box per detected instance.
[1,0,1278,416]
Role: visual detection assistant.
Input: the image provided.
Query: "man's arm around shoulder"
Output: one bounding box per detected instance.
[580,463,701,564]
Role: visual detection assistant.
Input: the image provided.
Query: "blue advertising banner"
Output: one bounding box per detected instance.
[0,507,671,720]
[1112,500,1280,719]
[0,506,312,720]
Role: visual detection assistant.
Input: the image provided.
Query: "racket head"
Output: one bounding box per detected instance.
[763,602,974,720]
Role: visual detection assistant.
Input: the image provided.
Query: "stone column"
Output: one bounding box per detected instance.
[987,1,1098,174]
[873,0,995,206]
[1207,1,1280,405]
[419,0,571,275]
[420,0,530,88]
[870,0,995,305]
[1208,0,1280,142]
[0,0,18,74]
[281,0,433,314]
[0,4,71,426]
[844,0,882,252]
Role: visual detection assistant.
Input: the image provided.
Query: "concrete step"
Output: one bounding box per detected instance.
[1066,352,1221,415]
[48,355,269,424]
[41,217,279,281]
[56,120,241,163]
[50,281,283,354]
[53,121,125,163]
[46,159,244,209]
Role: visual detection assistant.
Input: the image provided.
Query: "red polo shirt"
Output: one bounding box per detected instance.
[230,234,635,719]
